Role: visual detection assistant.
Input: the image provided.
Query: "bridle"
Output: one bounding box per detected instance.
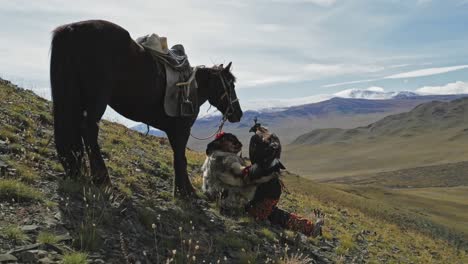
[190,69,239,140]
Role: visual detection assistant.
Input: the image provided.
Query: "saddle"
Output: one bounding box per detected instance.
[136,34,198,117]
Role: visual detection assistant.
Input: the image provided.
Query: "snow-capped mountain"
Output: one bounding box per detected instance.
[199,87,420,118]
[334,87,418,100]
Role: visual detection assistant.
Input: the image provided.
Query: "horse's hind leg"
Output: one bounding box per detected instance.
[81,107,111,186]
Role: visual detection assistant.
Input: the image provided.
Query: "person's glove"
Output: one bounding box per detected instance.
[243,159,283,181]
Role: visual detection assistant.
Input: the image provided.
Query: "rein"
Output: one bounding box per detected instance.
[190,70,237,141]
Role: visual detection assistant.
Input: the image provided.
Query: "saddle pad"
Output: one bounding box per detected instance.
[163,65,198,117]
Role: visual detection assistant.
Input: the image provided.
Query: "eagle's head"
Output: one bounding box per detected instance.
[249,123,262,133]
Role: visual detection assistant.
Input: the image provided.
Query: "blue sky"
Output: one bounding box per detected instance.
[1,0,468,125]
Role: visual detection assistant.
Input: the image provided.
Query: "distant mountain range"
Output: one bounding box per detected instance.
[291,96,468,145]
[284,96,468,180]
[131,124,166,137]
[189,93,467,151]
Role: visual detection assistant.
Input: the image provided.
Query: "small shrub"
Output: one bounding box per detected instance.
[37,231,59,245]
[260,227,277,241]
[1,225,27,243]
[75,223,101,251]
[63,252,88,264]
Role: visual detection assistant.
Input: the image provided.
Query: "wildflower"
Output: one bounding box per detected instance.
[179,226,183,232]
[195,245,200,250]
[152,223,156,229]
[192,256,196,261]
[172,249,177,255]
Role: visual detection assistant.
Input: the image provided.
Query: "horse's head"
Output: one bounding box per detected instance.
[207,62,243,122]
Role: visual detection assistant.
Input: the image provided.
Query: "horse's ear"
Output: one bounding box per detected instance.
[225,62,232,71]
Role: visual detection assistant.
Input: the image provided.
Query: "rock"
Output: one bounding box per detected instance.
[56,233,72,242]
[0,254,17,263]
[38,257,55,264]
[17,250,38,263]
[8,243,40,254]
[39,243,63,255]
[0,160,7,176]
[28,250,48,258]
[21,224,39,233]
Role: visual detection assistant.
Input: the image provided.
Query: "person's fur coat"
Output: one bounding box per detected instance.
[202,150,279,215]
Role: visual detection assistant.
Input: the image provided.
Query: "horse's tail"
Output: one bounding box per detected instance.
[50,25,83,175]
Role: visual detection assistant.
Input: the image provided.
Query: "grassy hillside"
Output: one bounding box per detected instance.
[0,78,466,263]
[285,98,468,179]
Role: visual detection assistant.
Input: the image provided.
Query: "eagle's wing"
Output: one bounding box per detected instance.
[249,134,261,164]
[270,133,282,159]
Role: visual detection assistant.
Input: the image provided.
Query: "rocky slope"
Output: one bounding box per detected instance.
[0,78,465,263]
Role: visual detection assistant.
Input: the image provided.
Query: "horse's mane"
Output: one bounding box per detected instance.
[205,64,237,83]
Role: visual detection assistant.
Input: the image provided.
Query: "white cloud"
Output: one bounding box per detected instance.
[384,65,468,79]
[272,0,337,7]
[322,79,378,88]
[303,63,383,76]
[242,63,384,88]
[416,81,468,95]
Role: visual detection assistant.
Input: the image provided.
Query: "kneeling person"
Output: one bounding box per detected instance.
[202,132,323,237]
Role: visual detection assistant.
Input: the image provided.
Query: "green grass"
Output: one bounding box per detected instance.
[37,231,60,245]
[285,130,468,181]
[0,179,44,202]
[63,252,88,264]
[1,225,28,243]
[259,227,277,241]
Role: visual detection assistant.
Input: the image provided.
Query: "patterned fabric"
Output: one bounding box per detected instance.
[286,213,316,236]
[247,198,279,220]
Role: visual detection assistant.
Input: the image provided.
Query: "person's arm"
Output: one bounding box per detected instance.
[242,159,282,184]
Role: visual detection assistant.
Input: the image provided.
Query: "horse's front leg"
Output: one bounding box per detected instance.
[167,128,195,197]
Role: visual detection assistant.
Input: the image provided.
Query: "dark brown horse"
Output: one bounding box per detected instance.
[50,20,242,196]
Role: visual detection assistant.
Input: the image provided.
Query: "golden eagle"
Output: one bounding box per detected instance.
[249,118,286,170]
